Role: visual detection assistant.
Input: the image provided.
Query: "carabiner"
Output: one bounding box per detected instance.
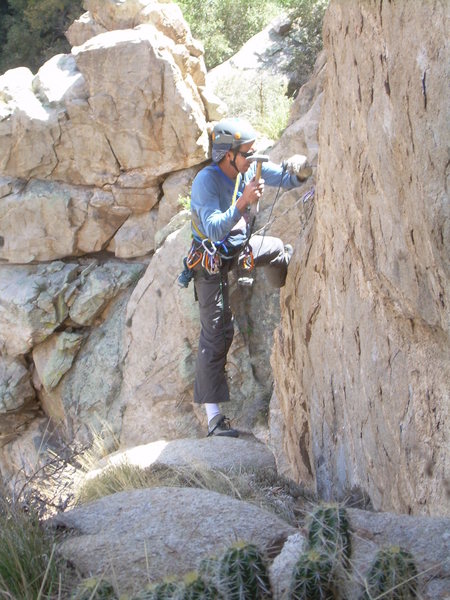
[202,239,216,256]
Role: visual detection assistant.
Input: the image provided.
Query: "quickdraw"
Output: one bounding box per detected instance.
[184,239,223,276]
[185,240,202,269]
[201,239,222,274]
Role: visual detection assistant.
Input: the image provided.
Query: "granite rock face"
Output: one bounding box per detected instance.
[271,0,449,515]
[52,487,296,594]
[0,1,214,460]
[0,30,208,189]
[0,0,447,525]
[0,356,35,412]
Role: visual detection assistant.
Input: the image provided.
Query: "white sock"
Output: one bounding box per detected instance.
[205,403,221,423]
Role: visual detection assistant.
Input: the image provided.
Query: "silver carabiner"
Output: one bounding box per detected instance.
[202,239,216,256]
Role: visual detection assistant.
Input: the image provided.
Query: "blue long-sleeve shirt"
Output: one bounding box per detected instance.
[191,161,300,248]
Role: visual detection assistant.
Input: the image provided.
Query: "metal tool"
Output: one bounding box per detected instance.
[248,154,269,214]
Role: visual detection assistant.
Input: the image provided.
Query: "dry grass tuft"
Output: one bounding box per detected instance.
[76,461,310,526]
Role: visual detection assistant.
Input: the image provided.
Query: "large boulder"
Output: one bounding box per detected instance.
[0,178,130,263]
[52,487,296,594]
[271,0,449,515]
[0,260,144,356]
[0,10,210,188]
[0,356,35,412]
[0,262,80,356]
[85,437,277,480]
[68,26,208,181]
[36,290,133,444]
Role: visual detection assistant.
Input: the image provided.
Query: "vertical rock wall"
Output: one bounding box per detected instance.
[272,0,449,515]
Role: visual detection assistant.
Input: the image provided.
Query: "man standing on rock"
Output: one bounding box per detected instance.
[189,117,311,437]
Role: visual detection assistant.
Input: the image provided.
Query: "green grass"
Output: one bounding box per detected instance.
[0,494,69,599]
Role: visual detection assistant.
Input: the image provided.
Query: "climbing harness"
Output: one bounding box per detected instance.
[178,171,254,285]
[178,164,314,288]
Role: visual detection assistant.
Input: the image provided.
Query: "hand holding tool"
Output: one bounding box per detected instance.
[248,154,269,214]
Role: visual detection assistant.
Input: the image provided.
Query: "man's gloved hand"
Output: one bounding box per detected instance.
[284,154,313,181]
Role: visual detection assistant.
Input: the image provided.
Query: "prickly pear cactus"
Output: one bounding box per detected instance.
[217,541,272,599]
[286,549,336,600]
[307,503,352,567]
[360,545,418,600]
[71,577,117,599]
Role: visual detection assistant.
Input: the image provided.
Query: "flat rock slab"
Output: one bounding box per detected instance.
[53,487,296,594]
[88,437,276,480]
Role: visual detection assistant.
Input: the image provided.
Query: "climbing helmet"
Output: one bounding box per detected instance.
[211,117,257,162]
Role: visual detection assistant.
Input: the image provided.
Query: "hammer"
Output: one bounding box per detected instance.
[248,154,269,214]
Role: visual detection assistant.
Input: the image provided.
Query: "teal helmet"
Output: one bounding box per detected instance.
[212,118,257,163]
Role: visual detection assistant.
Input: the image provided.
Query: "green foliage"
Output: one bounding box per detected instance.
[178,194,192,211]
[175,0,281,70]
[176,0,327,95]
[280,0,328,92]
[217,541,272,599]
[0,0,83,74]
[360,545,418,600]
[176,0,327,139]
[307,503,352,569]
[213,72,293,140]
[0,493,68,599]
[286,549,336,600]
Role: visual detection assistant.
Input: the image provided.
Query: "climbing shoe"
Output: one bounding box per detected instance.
[207,414,239,438]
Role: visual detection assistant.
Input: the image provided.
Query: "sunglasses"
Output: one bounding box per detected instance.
[237,149,255,159]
